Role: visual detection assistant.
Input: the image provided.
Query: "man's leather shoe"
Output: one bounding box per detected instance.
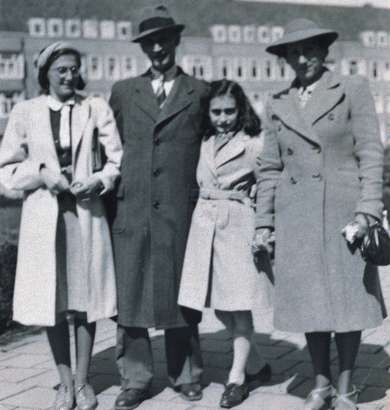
[180,382,203,401]
[220,383,249,408]
[114,388,148,410]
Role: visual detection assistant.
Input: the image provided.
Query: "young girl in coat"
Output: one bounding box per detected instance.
[178,80,272,408]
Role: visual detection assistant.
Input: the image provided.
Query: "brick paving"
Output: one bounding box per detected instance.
[1,269,390,409]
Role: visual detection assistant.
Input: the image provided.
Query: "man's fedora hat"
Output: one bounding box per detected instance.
[266,18,338,56]
[132,4,185,43]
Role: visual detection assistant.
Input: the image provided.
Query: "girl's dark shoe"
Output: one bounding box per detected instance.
[245,363,272,387]
[219,383,249,408]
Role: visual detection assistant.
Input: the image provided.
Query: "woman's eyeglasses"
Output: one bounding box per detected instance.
[50,66,80,76]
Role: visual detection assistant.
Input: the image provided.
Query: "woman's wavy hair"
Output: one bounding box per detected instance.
[204,79,261,138]
[38,48,86,93]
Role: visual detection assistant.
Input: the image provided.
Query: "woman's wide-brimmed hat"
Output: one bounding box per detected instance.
[132,4,185,43]
[266,18,338,56]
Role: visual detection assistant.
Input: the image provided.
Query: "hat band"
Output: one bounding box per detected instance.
[139,16,176,34]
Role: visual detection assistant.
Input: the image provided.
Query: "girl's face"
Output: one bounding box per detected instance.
[209,95,238,134]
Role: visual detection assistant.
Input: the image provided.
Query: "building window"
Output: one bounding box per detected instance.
[87,55,103,80]
[117,22,132,40]
[276,58,288,80]
[257,26,271,44]
[47,18,64,37]
[264,60,274,80]
[83,19,98,38]
[0,53,24,79]
[228,25,241,43]
[368,61,380,80]
[272,26,284,42]
[217,57,232,79]
[232,57,246,80]
[210,25,227,43]
[385,95,390,113]
[373,94,383,113]
[105,55,120,80]
[349,60,358,75]
[0,92,24,119]
[377,31,388,47]
[121,56,137,78]
[28,17,46,37]
[243,25,256,43]
[65,19,81,38]
[181,55,212,80]
[100,20,116,39]
[361,31,376,47]
[248,58,261,80]
[250,92,264,116]
[383,62,390,81]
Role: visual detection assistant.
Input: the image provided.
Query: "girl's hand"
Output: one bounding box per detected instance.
[40,167,70,195]
[252,228,274,255]
[70,175,104,200]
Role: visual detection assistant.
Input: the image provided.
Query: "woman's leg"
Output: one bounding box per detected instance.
[305,332,332,387]
[334,331,361,394]
[74,315,96,386]
[46,320,73,388]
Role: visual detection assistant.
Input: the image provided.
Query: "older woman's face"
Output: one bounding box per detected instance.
[285,39,327,85]
[47,54,80,101]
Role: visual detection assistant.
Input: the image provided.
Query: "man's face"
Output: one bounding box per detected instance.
[140,30,179,73]
[285,38,327,85]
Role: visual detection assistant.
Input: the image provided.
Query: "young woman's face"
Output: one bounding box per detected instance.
[47,54,80,101]
[209,95,238,134]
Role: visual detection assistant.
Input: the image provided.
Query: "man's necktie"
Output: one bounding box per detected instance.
[155,74,166,107]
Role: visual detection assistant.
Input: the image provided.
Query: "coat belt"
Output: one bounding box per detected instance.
[199,188,251,204]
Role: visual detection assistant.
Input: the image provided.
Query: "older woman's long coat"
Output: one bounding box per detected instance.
[178,132,273,312]
[256,70,386,332]
[0,94,122,326]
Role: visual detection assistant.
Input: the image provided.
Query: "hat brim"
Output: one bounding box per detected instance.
[266,29,338,56]
[132,24,185,42]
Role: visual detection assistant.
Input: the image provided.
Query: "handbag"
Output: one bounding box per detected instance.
[359,214,390,266]
[92,126,106,172]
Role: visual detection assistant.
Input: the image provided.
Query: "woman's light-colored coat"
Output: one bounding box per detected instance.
[0,94,123,326]
[179,131,273,312]
[256,70,386,332]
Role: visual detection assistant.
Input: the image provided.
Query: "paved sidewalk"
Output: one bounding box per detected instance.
[1,269,390,409]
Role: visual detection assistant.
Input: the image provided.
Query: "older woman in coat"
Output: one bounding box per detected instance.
[253,19,386,410]
[0,42,122,410]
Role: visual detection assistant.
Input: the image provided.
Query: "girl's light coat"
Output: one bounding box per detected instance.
[179,131,273,312]
[0,94,122,326]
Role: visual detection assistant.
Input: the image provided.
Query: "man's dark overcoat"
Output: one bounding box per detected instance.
[109,68,209,329]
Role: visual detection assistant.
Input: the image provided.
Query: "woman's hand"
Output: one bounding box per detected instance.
[40,167,69,195]
[252,228,274,255]
[70,175,104,200]
[341,214,370,244]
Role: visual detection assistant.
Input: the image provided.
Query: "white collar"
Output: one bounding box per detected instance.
[47,95,75,111]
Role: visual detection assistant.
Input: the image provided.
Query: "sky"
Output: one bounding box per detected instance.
[238,0,390,8]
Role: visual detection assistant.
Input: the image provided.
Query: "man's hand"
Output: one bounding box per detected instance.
[40,167,70,195]
[252,228,274,255]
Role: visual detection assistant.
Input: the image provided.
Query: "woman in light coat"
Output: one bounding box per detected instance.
[179,80,273,409]
[253,19,386,410]
[0,42,122,410]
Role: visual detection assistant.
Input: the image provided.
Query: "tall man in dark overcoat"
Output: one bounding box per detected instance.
[108,5,209,410]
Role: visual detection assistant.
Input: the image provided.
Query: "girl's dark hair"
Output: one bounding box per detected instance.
[38,48,86,93]
[204,79,261,137]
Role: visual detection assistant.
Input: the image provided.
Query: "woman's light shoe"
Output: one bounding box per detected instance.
[75,384,98,410]
[304,385,334,410]
[54,384,75,410]
[333,386,360,410]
